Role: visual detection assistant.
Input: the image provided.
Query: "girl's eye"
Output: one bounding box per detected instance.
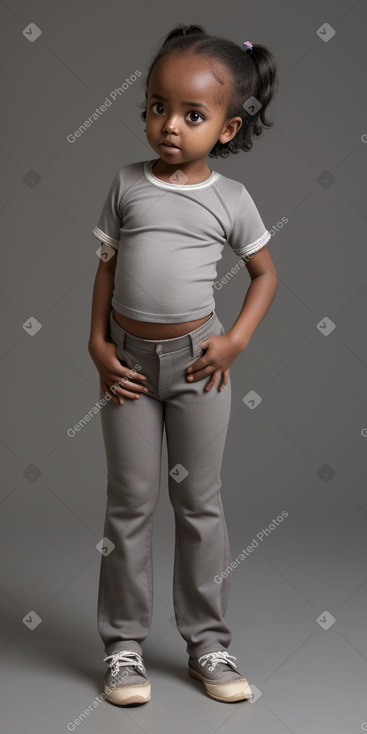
[150,103,204,123]
[186,111,204,123]
[152,102,166,115]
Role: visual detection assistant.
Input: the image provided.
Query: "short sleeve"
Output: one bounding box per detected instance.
[227,185,271,258]
[92,171,122,250]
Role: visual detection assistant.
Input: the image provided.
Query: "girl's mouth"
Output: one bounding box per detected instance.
[160,142,180,150]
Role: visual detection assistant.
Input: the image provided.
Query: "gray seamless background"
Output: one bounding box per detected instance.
[1,1,367,733]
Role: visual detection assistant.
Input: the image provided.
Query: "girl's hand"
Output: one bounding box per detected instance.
[186,334,242,392]
[88,340,149,405]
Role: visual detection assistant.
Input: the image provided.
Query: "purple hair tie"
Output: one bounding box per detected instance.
[243,40,253,53]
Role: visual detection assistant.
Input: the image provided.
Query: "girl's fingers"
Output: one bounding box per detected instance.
[110,370,149,402]
[101,382,120,405]
[117,373,149,394]
[187,363,211,381]
[187,364,222,384]
[219,369,230,391]
[204,369,223,391]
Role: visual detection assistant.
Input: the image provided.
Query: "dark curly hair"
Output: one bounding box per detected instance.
[138,24,278,157]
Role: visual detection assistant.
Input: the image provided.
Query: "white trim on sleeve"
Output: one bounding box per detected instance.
[234,229,271,257]
[92,226,119,250]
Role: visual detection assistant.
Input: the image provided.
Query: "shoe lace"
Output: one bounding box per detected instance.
[103,650,146,677]
[197,650,238,672]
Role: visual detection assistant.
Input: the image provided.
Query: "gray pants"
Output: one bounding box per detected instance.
[97,308,232,659]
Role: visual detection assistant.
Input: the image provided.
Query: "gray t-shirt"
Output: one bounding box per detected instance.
[92,158,271,323]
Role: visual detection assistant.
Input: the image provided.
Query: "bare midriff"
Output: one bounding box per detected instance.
[112,308,213,339]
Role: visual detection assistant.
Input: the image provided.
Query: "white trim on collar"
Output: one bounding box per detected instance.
[144,159,220,190]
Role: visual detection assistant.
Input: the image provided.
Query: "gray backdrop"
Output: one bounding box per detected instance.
[1,1,366,733]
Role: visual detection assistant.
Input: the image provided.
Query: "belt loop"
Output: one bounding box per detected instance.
[189,332,197,358]
[189,312,216,357]
[189,327,204,358]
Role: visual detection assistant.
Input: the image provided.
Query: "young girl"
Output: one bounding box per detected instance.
[89,24,278,706]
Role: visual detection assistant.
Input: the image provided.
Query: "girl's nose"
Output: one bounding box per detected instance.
[163,118,179,133]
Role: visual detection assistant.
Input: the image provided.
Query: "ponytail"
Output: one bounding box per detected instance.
[241,42,278,151]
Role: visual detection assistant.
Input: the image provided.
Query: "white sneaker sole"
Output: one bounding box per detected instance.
[104,679,151,705]
[188,666,253,702]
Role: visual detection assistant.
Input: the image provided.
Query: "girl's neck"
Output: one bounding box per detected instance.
[152,157,213,184]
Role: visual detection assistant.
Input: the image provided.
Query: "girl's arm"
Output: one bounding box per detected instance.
[88,253,117,347]
[186,245,278,392]
[87,251,149,405]
[226,245,278,352]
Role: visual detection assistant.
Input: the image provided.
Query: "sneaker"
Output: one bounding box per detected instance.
[188,650,253,702]
[103,650,151,705]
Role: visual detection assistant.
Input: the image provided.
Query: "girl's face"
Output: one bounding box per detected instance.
[145,52,242,166]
